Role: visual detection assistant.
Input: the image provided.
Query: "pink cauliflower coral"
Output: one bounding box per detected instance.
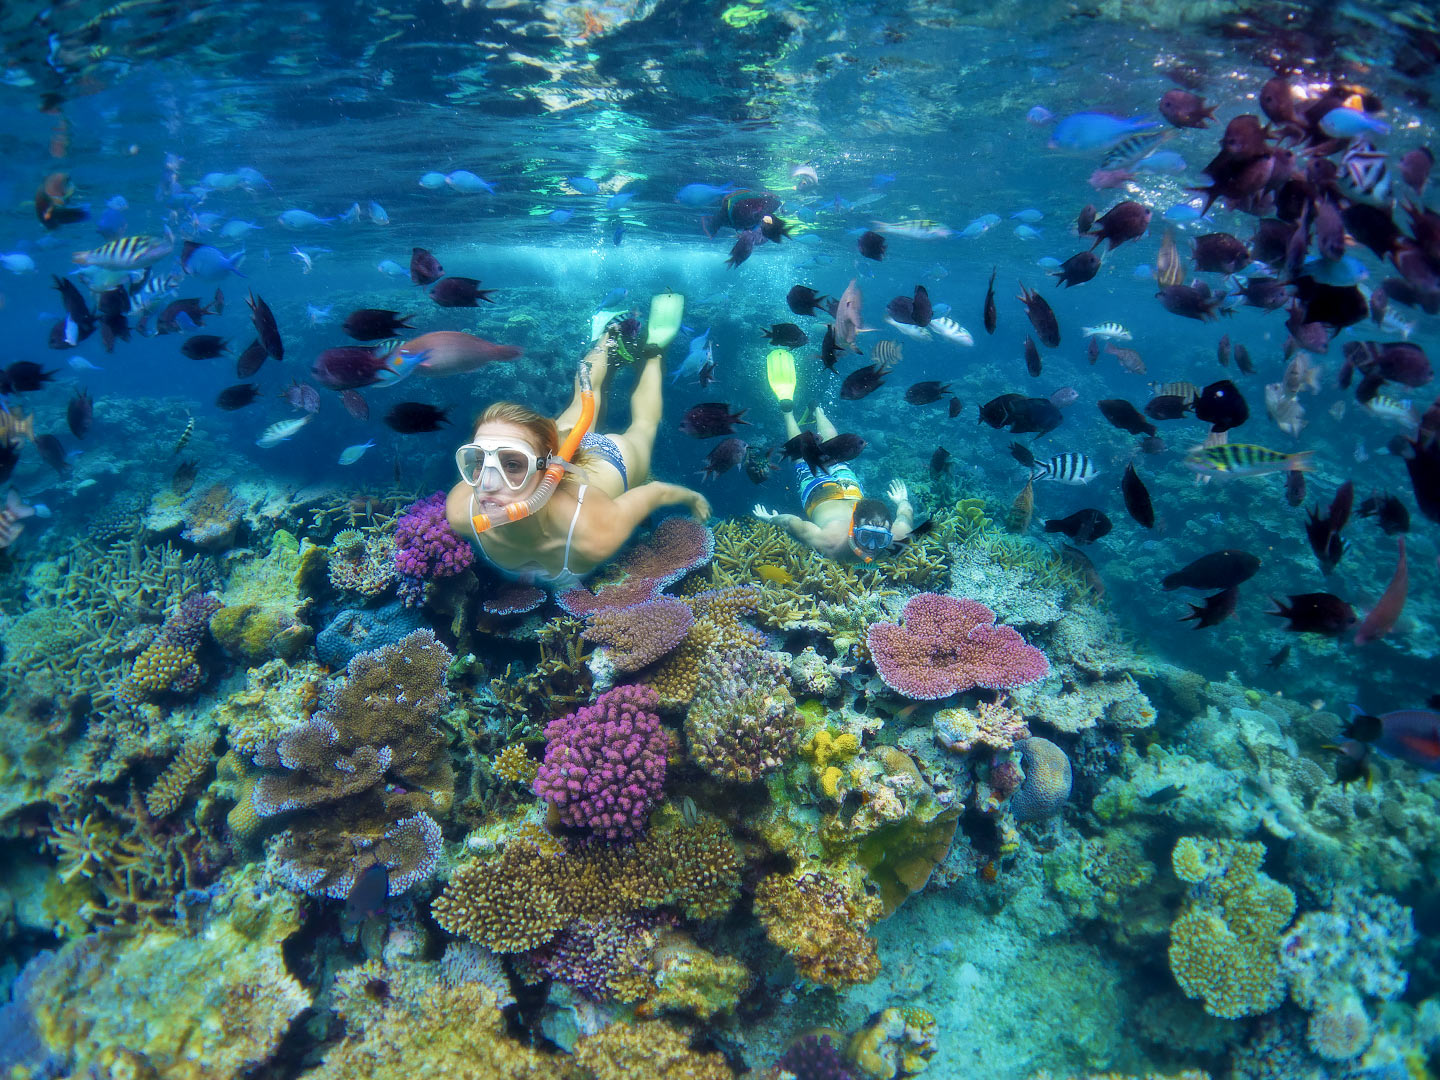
[533,684,668,840]
[393,492,474,581]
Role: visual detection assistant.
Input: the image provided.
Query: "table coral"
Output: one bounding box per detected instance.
[533,684,668,839]
[580,596,694,672]
[243,629,454,897]
[867,593,1049,700]
[753,867,881,987]
[1167,837,1295,1019]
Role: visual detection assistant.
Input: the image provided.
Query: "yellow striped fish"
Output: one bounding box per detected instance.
[1186,443,1312,477]
[73,233,173,270]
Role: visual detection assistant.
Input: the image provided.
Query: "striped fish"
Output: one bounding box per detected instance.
[1101,128,1172,170]
[1185,443,1312,476]
[127,270,179,317]
[1033,452,1098,485]
[1149,380,1199,404]
[73,233,174,270]
[256,415,312,448]
[1364,395,1417,428]
[872,340,903,368]
[871,219,952,239]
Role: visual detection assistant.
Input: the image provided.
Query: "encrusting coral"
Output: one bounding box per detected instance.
[240,629,453,897]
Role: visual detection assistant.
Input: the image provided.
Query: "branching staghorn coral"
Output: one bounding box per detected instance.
[482,617,593,739]
[1,538,214,710]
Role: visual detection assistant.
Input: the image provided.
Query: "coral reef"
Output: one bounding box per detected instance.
[684,644,800,783]
[1167,837,1295,1019]
[753,867,882,987]
[144,733,217,817]
[326,527,397,597]
[571,1017,730,1080]
[315,601,423,668]
[24,865,309,1079]
[580,596,694,672]
[241,629,453,897]
[847,1005,937,1080]
[933,700,1030,753]
[209,530,317,663]
[1011,737,1073,822]
[393,492,475,585]
[867,593,1049,700]
[112,593,220,708]
[433,816,742,953]
[533,683,669,839]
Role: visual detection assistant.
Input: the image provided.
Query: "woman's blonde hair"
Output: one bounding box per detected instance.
[471,402,590,487]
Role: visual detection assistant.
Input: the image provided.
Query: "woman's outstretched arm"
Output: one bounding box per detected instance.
[575,481,711,564]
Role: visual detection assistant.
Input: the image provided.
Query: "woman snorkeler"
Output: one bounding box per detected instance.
[445,297,709,589]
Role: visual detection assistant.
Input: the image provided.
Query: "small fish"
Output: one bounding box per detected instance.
[930,446,953,478]
[547,208,575,224]
[761,323,807,348]
[73,233,174,270]
[68,355,102,371]
[983,268,997,334]
[872,219,952,239]
[284,381,321,415]
[1024,337,1042,377]
[277,209,334,229]
[1,253,36,274]
[858,231,887,260]
[1082,322,1131,341]
[1032,452,1097,485]
[377,259,407,277]
[1142,784,1186,804]
[445,170,496,194]
[215,383,261,411]
[256,414,312,448]
[180,334,228,360]
[368,201,389,225]
[1044,508,1112,543]
[1013,225,1042,241]
[905,381,952,406]
[1181,586,1239,629]
[1027,106,1054,125]
[1121,462,1154,527]
[1270,592,1358,636]
[930,317,974,346]
[1319,107,1390,139]
[1162,549,1261,591]
[338,439,376,465]
[1265,644,1291,669]
[1099,399,1157,437]
[1186,443,1311,477]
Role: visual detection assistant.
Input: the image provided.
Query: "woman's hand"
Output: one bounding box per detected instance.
[683,487,712,521]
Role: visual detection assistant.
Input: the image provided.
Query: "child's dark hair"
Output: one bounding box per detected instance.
[852,497,892,528]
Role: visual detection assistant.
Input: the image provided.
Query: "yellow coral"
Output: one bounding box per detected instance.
[145,735,216,818]
[572,1018,730,1080]
[127,642,195,694]
[804,729,861,771]
[1166,837,1294,1019]
[753,868,881,988]
[432,846,566,953]
[847,1004,938,1079]
[820,766,844,799]
[492,743,538,785]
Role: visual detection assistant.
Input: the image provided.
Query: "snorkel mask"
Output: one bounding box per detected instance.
[849,521,893,563]
[456,438,546,493]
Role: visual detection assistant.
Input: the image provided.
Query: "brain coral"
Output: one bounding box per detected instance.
[1011,737,1072,821]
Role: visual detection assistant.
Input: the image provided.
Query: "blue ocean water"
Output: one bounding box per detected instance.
[0,0,1438,1077]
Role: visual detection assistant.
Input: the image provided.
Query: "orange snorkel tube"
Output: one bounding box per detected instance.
[469,359,594,535]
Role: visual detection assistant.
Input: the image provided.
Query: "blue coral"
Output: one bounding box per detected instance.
[1011,737,1072,821]
[315,602,423,668]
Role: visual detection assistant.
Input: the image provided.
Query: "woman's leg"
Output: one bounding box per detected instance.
[556,336,612,432]
[814,406,839,441]
[609,345,664,484]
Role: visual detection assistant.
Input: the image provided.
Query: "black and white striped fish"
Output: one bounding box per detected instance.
[73,232,174,270]
[1100,129,1171,171]
[1032,452,1098,485]
[127,270,179,318]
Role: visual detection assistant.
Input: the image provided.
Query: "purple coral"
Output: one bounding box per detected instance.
[393,492,473,586]
[168,593,222,650]
[777,1034,855,1080]
[525,912,674,1001]
[533,684,668,839]
[867,593,1049,700]
[581,596,694,672]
